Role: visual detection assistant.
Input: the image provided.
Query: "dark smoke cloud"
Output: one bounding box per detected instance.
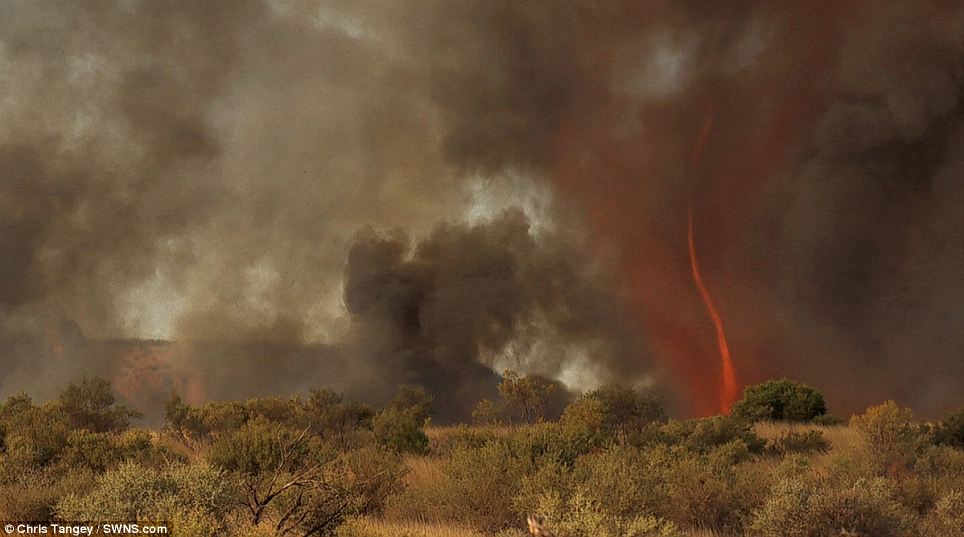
[343,209,647,420]
[1,0,961,418]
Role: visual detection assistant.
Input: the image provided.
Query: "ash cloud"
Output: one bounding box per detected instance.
[1,0,962,418]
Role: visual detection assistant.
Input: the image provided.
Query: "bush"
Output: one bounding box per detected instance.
[921,490,964,536]
[438,440,528,531]
[932,408,964,449]
[373,406,429,454]
[2,403,71,467]
[732,379,827,422]
[850,401,918,467]
[765,430,830,457]
[657,416,765,456]
[0,467,94,521]
[472,398,502,425]
[57,462,234,534]
[750,477,917,537]
[534,488,680,537]
[560,385,665,446]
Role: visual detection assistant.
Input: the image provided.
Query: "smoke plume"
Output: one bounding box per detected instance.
[1,0,961,418]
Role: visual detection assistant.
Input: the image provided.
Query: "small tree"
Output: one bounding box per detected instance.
[58,377,142,432]
[499,370,558,424]
[386,385,433,424]
[731,379,827,422]
[372,407,428,455]
[850,401,918,468]
[471,399,502,425]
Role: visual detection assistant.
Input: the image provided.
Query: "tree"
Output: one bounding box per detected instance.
[386,385,433,424]
[471,399,502,425]
[731,379,827,422]
[850,400,917,466]
[58,377,142,432]
[499,370,558,424]
[305,390,374,448]
[372,407,429,454]
[209,418,402,535]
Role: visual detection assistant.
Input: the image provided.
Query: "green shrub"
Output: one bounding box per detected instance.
[646,444,758,532]
[56,462,233,534]
[438,440,527,531]
[657,416,765,455]
[732,379,827,422]
[2,403,71,467]
[209,416,315,474]
[534,488,680,537]
[373,406,429,454]
[931,408,964,449]
[560,385,665,445]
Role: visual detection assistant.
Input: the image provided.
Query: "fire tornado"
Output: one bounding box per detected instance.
[688,115,738,413]
[687,205,739,414]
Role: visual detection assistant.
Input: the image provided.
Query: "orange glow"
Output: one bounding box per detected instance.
[687,205,739,413]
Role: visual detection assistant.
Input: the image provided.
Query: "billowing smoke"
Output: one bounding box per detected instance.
[1,1,961,419]
[343,210,646,419]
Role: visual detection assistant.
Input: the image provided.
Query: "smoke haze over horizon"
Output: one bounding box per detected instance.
[1,0,961,419]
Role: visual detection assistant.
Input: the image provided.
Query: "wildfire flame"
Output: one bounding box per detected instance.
[687,205,739,413]
[688,115,738,414]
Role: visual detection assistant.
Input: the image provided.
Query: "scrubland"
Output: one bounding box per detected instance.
[1,377,962,536]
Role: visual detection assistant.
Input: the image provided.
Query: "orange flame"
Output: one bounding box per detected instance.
[687,114,738,414]
[687,206,739,413]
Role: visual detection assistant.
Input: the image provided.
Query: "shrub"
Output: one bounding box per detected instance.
[750,477,917,537]
[646,444,758,532]
[534,488,680,537]
[0,467,94,521]
[658,415,765,455]
[438,440,527,531]
[732,379,827,422]
[921,490,964,536]
[765,430,830,457]
[304,390,374,447]
[2,403,71,467]
[560,385,665,446]
[850,401,918,467]
[932,408,964,449]
[373,406,429,454]
[56,462,233,534]
[472,398,502,425]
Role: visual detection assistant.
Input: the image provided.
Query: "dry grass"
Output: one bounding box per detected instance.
[754,421,861,450]
[402,454,446,488]
[154,430,210,463]
[425,423,515,442]
[340,516,492,537]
